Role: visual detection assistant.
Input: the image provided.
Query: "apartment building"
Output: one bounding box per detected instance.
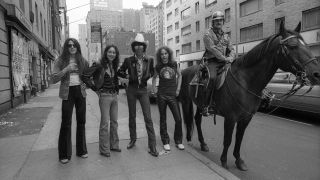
[122,9,140,32]
[140,2,157,33]
[163,0,320,69]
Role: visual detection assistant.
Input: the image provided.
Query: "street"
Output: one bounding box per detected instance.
[146,99,320,180]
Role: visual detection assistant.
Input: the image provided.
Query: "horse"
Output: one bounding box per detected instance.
[179,21,320,171]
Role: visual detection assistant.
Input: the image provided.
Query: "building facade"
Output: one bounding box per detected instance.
[0,0,61,114]
[140,2,156,33]
[147,0,165,50]
[163,0,320,69]
[122,9,140,32]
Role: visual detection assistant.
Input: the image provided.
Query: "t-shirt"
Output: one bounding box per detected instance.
[69,57,81,86]
[156,62,178,96]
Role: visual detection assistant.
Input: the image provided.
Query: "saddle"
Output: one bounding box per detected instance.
[189,63,230,108]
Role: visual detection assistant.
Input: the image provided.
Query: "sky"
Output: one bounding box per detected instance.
[66,0,162,38]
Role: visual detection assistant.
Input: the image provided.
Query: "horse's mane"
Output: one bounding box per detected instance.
[234,30,302,68]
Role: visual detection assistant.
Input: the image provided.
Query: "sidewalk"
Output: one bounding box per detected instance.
[0,84,239,180]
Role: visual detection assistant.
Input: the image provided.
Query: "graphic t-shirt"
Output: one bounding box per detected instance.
[156,62,178,96]
[69,57,81,86]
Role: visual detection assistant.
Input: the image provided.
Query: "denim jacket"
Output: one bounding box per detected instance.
[51,57,89,100]
[117,55,154,88]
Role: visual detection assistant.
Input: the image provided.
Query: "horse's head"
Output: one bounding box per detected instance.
[276,21,320,85]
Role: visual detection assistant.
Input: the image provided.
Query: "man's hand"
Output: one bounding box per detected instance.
[226,57,233,63]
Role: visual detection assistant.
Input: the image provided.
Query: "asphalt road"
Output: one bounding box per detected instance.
[138,96,320,180]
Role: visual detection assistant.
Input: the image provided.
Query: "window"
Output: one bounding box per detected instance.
[195,2,199,14]
[29,0,32,11]
[167,25,173,34]
[181,24,191,37]
[196,40,200,51]
[240,23,263,42]
[225,8,230,23]
[175,22,179,30]
[302,7,320,31]
[275,0,284,6]
[176,49,180,57]
[44,20,46,40]
[19,0,25,13]
[196,21,200,32]
[181,7,191,20]
[40,13,43,37]
[205,16,212,29]
[175,8,179,16]
[167,12,172,21]
[35,3,39,31]
[175,36,180,43]
[167,38,173,47]
[205,0,216,7]
[275,17,285,33]
[166,0,172,8]
[182,42,192,54]
[240,0,262,17]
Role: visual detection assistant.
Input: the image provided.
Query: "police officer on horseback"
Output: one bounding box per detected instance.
[202,11,235,116]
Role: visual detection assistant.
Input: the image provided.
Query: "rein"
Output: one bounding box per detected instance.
[226,34,315,115]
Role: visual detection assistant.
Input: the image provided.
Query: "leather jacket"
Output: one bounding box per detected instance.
[82,61,119,92]
[117,55,154,88]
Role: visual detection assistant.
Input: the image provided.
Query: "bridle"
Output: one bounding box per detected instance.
[227,34,317,115]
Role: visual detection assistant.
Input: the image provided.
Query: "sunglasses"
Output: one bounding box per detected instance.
[68,44,76,48]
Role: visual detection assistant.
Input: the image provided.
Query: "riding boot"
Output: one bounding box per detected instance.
[202,79,215,116]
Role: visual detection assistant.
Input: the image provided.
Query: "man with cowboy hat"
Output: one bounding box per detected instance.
[202,10,235,116]
[117,33,159,157]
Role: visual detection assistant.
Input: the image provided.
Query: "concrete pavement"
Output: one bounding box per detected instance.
[0,84,239,180]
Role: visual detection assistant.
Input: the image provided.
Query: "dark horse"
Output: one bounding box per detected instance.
[179,22,320,171]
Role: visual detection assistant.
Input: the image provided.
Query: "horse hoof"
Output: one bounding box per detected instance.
[200,144,209,152]
[221,161,229,169]
[235,158,248,171]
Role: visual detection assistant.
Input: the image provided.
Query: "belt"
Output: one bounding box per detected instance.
[99,89,117,94]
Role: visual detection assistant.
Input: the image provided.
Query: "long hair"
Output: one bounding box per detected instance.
[58,38,85,73]
[155,46,174,66]
[100,45,120,72]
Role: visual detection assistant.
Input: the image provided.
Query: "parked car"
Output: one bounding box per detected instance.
[261,70,320,115]
[147,77,158,103]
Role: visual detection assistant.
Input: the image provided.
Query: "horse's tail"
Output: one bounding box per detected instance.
[179,70,194,142]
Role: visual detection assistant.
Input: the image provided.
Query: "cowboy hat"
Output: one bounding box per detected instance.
[131,33,148,52]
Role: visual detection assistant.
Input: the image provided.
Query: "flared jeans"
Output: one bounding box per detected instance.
[98,93,119,154]
[58,85,87,160]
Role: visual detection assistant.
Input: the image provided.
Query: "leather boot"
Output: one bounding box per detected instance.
[148,146,159,157]
[127,140,136,149]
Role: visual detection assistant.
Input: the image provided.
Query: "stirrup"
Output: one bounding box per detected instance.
[201,106,215,116]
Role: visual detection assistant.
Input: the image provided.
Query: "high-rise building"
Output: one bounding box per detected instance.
[140,2,156,33]
[90,0,122,11]
[147,0,164,50]
[164,0,320,69]
[122,9,140,32]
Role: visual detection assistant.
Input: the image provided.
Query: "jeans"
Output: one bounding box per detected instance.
[58,85,87,160]
[98,93,119,154]
[157,94,183,145]
[126,85,156,148]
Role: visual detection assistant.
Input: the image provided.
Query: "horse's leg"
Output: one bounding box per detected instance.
[233,117,251,171]
[181,97,194,143]
[220,118,236,169]
[195,107,209,152]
